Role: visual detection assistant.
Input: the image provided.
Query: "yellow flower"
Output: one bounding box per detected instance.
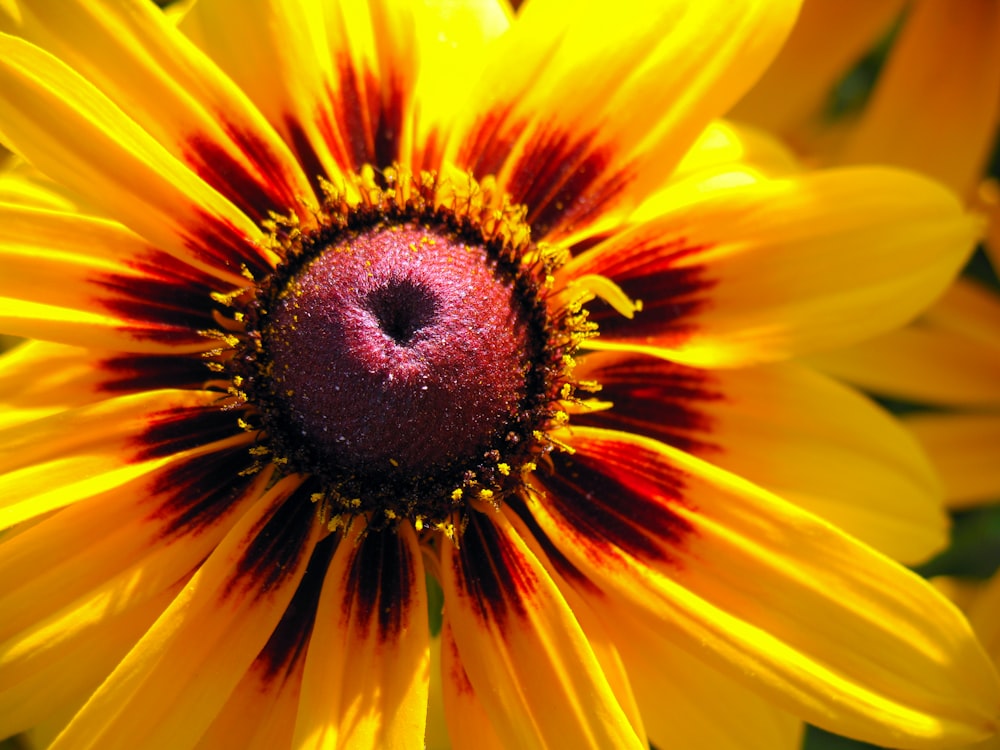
[0,1,995,749]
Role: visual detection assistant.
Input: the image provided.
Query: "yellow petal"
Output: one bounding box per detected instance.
[575,353,947,563]
[809,325,1000,408]
[48,477,322,750]
[0,33,270,285]
[0,204,222,352]
[0,157,77,210]
[440,511,644,750]
[503,501,649,743]
[567,166,977,366]
[965,573,1000,674]
[292,522,429,750]
[529,427,1000,747]
[0,448,268,644]
[445,0,801,240]
[193,660,302,750]
[672,119,803,184]
[0,583,183,739]
[195,537,334,750]
[438,617,507,750]
[923,276,1000,350]
[0,341,214,432]
[1,0,317,222]
[180,0,342,184]
[0,341,106,429]
[0,390,242,529]
[615,614,803,750]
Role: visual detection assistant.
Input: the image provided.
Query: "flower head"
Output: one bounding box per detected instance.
[0,1,996,748]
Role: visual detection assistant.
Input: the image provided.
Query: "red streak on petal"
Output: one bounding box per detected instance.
[146,444,258,539]
[457,109,634,238]
[283,115,330,197]
[342,526,418,642]
[184,211,272,280]
[258,534,338,681]
[537,446,693,568]
[507,127,633,239]
[97,354,212,394]
[315,61,407,174]
[225,480,318,602]
[452,513,539,627]
[444,623,476,697]
[584,238,714,344]
[506,494,601,596]
[184,121,303,224]
[574,354,723,455]
[133,405,243,460]
[91,264,220,346]
[456,105,518,179]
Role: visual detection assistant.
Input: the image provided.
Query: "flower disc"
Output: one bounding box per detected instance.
[262,223,532,482]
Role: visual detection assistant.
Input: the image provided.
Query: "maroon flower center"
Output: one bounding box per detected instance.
[262,223,532,479]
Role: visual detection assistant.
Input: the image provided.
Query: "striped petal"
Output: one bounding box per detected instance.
[182,0,508,179]
[839,0,1000,194]
[47,477,323,750]
[194,537,336,750]
[0,0,317,223]
[563,166,977,366]
[440,511,644,750]
[0,33,273,284]
[574,353,947,563]
[293,523,429,749]
[528,427,1000,747]
[0,390,245,529]
[0,204,224,352]
[445,0,800,240]
[0,342,214,431]
[0,447,266,645]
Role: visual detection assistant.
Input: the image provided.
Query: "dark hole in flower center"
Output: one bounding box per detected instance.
[257,222,536,493]
[364,278,438,346]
